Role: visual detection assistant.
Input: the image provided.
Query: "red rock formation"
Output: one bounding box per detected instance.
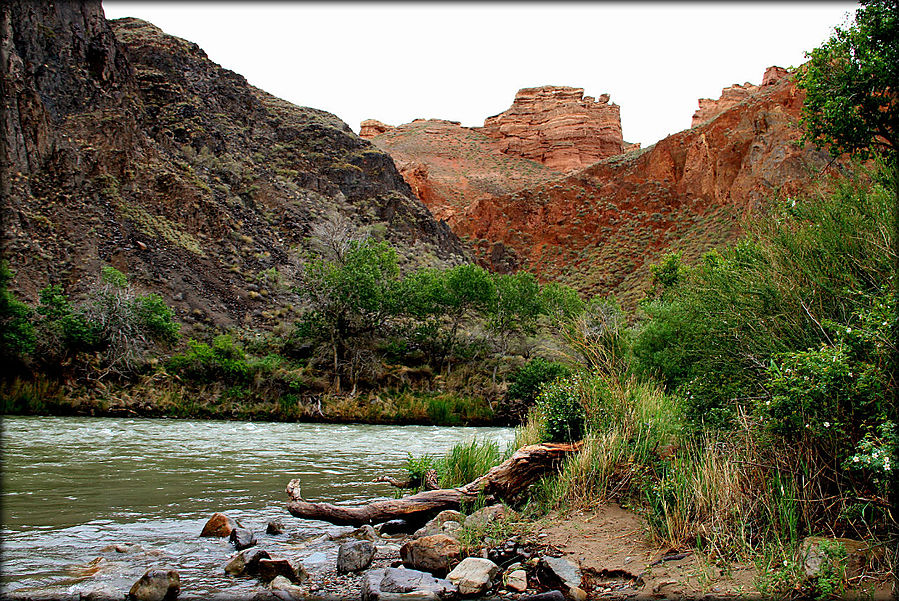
[460,68,832,305]
[691,66,790,126]
[360,119,394,138]
[478,86,625,171]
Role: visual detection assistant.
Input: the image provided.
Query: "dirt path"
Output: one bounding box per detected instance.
[537,503,760,599]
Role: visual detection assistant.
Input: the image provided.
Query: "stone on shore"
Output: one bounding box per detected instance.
[504,568,527,592]
[337,540,376,573]
[256,558,308,584]
[362,567,458,601]
[464,505,510,529]
[538,556,582,596]
[400,534,461,575]
[376,519,413,535]
[413,510,464,538]
[447,557,500,596]
[128,568,180,601]
[270,575,305,601]
[520,591,565,601]
[200,512,239,537]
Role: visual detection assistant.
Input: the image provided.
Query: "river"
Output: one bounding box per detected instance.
[0,415,515,599]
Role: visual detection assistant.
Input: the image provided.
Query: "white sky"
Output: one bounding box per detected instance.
[102,2,857,147]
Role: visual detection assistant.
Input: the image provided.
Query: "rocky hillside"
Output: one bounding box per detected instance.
[364,68,834,306]
[1,1,467,333]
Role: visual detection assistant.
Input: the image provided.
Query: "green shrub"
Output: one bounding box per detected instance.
[507,357,571,406]
[535,374,585,443]
[436,439,504,488]
[0,262,35,365]
[167,335,251,384]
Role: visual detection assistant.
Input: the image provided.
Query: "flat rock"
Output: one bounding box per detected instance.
[200,512,240,537]
[128,568,180,601]
[400,534,461,575]
[225,548,271,576]
[539,555,582,591]
[256,558,308,584]
[447,557,500,596]
[504,569,527,592]
[338,540,376,573]
[362,567,458,601]
[229,527,257,550]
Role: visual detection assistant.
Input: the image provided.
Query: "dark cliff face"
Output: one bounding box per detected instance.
[1,2,467,332]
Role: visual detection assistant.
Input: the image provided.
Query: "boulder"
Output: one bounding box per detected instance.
[269,575,305,601]
[504,568,527,592]
[256,558,308,584]
[400,534,461,575]
[799,536,884,580]
[128,569,180,601]
[447,557,500,596]
[229,527,257,550]
[414,510,464,539]
[362,567,458,601]
[377,519,413,535]
[266,519,285,535]
[337,540,376,573]
[464,505,509,529]
[224,548,271,576]
[200,512,239,537]
[538,556,582,592]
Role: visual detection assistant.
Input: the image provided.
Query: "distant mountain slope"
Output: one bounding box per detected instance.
[363,68,834,307]
[1,1,467,332]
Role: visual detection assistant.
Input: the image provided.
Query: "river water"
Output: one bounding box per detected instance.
[0,416,514,599]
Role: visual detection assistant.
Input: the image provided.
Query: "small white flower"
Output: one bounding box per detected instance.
[766,400,771,406]
[853,456,860,463]
[846,328,852,334]
[824,421,831,428]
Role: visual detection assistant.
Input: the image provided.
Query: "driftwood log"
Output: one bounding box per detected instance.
[286,441,582,526]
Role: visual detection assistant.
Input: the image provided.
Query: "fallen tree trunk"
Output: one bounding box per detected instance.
[286,441,582,526]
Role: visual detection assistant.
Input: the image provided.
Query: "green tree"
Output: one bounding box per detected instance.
[796,0,898,163]
[296,237,402,391]
[0,262,35,369]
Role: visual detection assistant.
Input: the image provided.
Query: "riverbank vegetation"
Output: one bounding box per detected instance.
[0,228,581,425]
[419,159,895,598]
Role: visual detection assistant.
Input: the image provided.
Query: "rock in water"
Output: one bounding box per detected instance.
[200,512,239,537]
[229,527,257,550]
[337,540,376,573]
[447,557,500,595]
[266,519,285,535]
[362,567,458,601]
[128,569,180,601]
[257,558,307,584]
[400,533,461,575]
[224,548,271,576]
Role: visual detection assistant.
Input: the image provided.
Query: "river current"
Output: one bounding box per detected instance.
[0,415,514,599]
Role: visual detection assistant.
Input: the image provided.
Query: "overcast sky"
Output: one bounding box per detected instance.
[103,2,857,147]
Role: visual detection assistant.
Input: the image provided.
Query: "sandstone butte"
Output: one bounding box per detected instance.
[362,66,834,307]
